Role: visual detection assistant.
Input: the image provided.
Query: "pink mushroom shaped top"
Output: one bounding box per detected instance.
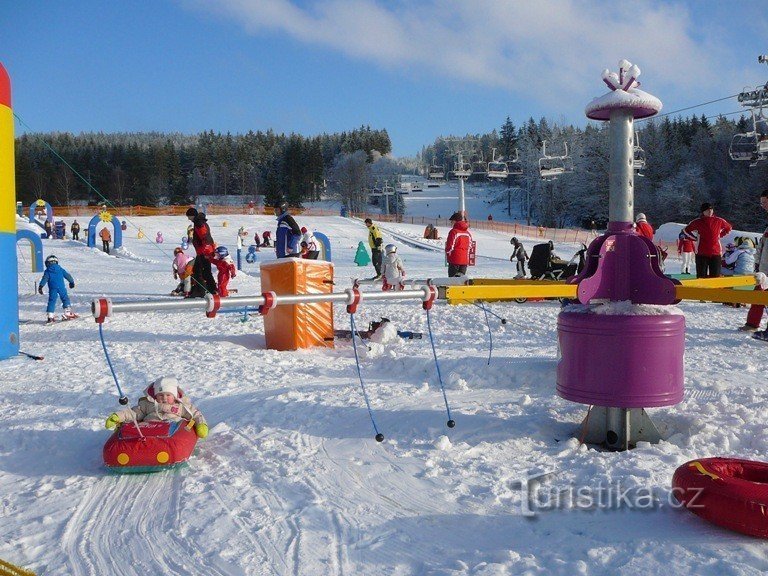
[585,59,662,121]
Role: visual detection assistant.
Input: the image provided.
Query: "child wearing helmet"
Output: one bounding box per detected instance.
[171,247,194,296]
[212,245,237,297]
[38,255,77,323]
[300,227,320,259]
[510,237,529,279]
[104,376,208,439]
[381,244,406,291]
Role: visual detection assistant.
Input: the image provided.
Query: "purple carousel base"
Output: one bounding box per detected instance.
[557,310,685,408]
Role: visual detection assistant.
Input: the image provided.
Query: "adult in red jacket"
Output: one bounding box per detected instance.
[185,207,218,298]
[634,213,654,240]
[445,213,472,277]
[681,202,733,278]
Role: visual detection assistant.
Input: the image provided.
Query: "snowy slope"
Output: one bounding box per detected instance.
[5,207,768,575]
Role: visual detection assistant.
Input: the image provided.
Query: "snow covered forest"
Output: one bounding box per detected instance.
[421,114,768,230]
[14,113,768,231]
[13,126,392,209]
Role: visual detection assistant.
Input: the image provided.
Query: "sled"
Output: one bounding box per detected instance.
[673,457,768,539]
[103,419,198,474]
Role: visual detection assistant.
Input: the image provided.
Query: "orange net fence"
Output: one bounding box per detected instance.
[46,205,598,244]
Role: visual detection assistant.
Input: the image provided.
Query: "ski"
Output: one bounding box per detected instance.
[19,351,44,361]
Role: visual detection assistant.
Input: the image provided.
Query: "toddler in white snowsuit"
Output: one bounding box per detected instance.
[381,244,406,291]
[105,376,208,438]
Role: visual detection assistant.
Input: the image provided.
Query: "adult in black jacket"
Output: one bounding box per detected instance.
[186,207,218,298]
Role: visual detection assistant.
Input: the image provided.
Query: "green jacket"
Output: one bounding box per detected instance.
[367,224,383,250]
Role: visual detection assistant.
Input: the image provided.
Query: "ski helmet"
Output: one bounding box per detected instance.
[45,254,58,267]
[215,246,229,258]
[511,237,518,245]
[385,244,397,254]
[301,227,307,234]
[174,247,184,255]
[273,201,288,214]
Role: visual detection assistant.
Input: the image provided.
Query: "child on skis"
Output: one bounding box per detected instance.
[38,254,78,323]
[510,237,529,278]
[104,376,208,438]
[212,246,237,297]
[381,244,406,290]
[172,247,194,296]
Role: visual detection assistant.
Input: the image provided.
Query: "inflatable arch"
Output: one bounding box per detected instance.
[1,63,19,361]
[314,232,332,262]
[28,199,53,233]
[87,211,123,250]
[16,229,43,272]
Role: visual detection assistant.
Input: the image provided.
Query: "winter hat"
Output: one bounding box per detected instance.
[301,227,307,234]
[185,207,198,219]
[635,213,647,222]
[364,218,373,225]
[153,376,179,398]
[449,212,462,222]
[700,202,713,213]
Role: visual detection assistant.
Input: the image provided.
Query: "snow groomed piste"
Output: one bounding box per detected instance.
[6,56,768,563]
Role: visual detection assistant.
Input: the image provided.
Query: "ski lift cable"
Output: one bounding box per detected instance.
[12,112,214,296]
[636,93,742,123]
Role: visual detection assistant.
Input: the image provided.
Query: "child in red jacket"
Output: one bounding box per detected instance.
[212,246,237,297]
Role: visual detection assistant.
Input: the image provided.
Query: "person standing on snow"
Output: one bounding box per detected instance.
[38,254,77,323]
[510,237,528,279]
[300,227,320,260]
[445,212,472,277]
[212,246,237,297]
[185,207,218,298]
[273,201,301,258]
[634,213,654,240]
[364,218,384,279]
[70,220,81,241]
[381,244,406,290]
[742,190,768,333]
[677,231,696,275]
[681,202,733,278]
[99,226,112,254]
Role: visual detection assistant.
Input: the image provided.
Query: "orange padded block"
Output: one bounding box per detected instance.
[260,258,335,351]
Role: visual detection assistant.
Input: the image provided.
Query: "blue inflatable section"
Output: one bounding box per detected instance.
[87,213,123,250]
[28,200,52,234]
[314,232,332,262]
[16,229,43,272]
[0,232,19,360]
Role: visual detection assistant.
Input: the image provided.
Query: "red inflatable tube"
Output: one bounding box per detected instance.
[103,420,198,473]
[672,457,768,538]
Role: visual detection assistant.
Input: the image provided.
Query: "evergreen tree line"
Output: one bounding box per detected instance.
[15,126,391,209]
[420,114,768,231]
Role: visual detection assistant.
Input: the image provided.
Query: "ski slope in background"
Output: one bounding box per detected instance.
[5,184,768,574]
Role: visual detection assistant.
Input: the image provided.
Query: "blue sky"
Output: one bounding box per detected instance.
[3,1,768,156]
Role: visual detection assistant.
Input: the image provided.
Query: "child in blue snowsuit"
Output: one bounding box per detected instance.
[38,255,77,323]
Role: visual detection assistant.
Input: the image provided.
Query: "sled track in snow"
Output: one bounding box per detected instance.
[378,224,510,263]
[60,472,230,576]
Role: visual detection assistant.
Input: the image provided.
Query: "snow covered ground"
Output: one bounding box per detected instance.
[5,187,768,575]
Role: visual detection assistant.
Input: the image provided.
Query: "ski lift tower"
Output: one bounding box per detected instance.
[556,60,684,450]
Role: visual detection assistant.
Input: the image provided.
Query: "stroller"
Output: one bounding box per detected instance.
[528,242,585,280]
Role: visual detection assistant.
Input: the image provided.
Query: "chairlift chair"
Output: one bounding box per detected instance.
[428,164,445,180]
[539,141,573,180]
[487,161,509,180]
[453,159,472,178]
[506,149,523,176]
[633,132,646,175]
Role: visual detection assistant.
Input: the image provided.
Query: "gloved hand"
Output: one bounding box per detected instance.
[173,272,178,280]
[69,282,75,289]
[195,423,209,439]
[38,286,43,295]
[105,413,121,430]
